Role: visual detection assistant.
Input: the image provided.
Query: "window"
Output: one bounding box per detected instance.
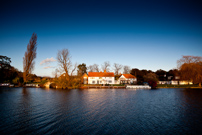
[91,77,95,79]
[108,80,112,83]
[92,81,95,84]
[99,77,102,79]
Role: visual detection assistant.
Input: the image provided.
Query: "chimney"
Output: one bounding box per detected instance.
[104,70,106,73]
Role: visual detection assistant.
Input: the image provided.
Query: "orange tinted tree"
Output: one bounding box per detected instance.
[178,56,202,87]
[57,49,72,77]
[23,33,37,83]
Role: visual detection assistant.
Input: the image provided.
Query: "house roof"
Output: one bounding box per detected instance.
[82,73,88,78]
[88,72,114,77]
[122,74,136,79]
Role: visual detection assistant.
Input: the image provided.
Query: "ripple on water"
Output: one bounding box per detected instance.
[0,88,202,134]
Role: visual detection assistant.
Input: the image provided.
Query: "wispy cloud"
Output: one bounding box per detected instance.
[40,57,56,65]
[43,66,55,69]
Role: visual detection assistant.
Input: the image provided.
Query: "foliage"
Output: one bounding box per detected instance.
[23,33,37,83]
[131,68,150,84]
[178,56,202,86]
[38,79,48,88]
[54,75,81,89]
[56,49,82,89]
[114,75,121,80]
[0,55,22,84]
[157,84,198,88]
[155,69,166,81]
[148,80,157,88]
[77,63,87,76]
[143,72,158,82]
[0,55,11,69]
[0,55,11,82]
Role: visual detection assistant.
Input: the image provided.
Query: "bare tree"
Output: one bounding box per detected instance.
[123,65,131,74]
[57,49,72,76]
[101,61,110,72]
[23,33,37,83]
[93,64,99,72]
[52,69,59,78]
[114,63,123,75]
[88,64,99,72]
[88,65,94,72]
[71,63,77,76]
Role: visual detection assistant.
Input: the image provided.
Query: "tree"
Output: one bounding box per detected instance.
[155,69,167,81]
[23,33,37,83]
[57,49,72,76]
[56,49,82,89]
[123,65,131,74]
[143,72,158,88]
[88,64,99,72]
[93,64,99,72]
[71,63,77,76]
[131,68,150,84]
[167,69,180,80]
[143,72,158,82]
[0,55,11,69]
[178,56,202,86]
[101,61,110,72]
[88,65,94,72]
[77,63,87,76]
[113,63,123,75]
[0,55,11,82]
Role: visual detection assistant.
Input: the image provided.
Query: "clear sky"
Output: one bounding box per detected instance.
[0,0,202,77]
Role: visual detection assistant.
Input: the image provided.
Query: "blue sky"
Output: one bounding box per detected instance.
[0,0,202,77]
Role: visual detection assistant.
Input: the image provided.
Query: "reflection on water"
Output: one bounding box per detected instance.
[0,88,202,134]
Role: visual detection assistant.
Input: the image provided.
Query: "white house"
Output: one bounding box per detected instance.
[118,74,137,84]
[87,70,115,84]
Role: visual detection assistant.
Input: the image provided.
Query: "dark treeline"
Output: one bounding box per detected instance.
[0,55,51,86]
[0,55,23,85]
[130,68,180,85]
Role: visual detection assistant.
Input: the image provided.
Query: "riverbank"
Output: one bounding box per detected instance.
[80,86,126,89]
[157,84,202,89]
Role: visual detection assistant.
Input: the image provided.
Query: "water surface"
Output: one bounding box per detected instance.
[0,87,202,134]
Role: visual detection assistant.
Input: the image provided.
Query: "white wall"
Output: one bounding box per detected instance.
[118,75,137,84]
[88,77,115,84]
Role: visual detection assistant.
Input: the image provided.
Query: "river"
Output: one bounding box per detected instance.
[0,87,202,134]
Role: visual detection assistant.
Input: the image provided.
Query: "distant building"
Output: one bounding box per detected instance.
[82,73,88,84]
[158,76,193,85]
[118,74,137,84]
[84,70,115,84]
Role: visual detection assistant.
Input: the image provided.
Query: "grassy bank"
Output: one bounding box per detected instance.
[157,84,201,88]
